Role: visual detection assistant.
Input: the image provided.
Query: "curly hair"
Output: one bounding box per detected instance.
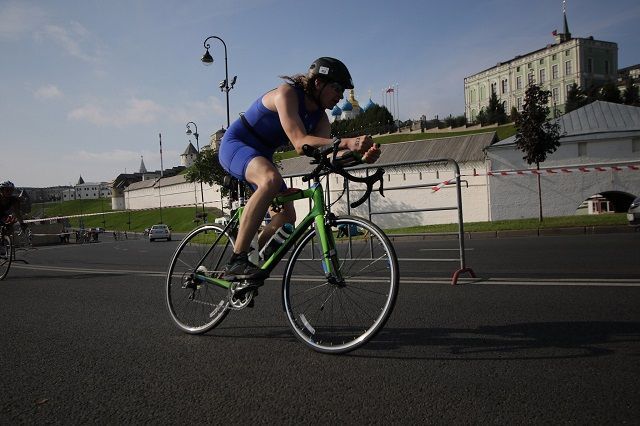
[279,73,321,96]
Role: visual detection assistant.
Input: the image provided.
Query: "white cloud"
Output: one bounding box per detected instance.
[41,22,98,63]
[68,98,163,127]
[0,3,101,64]
[34,84,63,100]
[166,98,226,125]
[68,104,110,126]
[0,2,47,39]
[68,97,225,128]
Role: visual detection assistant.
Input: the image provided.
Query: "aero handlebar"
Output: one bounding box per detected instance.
[301,138,385,208]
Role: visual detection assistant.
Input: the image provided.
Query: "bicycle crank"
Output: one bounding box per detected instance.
[228,281,260,310]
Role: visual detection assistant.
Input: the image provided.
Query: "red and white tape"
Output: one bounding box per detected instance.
[486,164,639,176]
[431,179,454,192]
[431,163,640,192]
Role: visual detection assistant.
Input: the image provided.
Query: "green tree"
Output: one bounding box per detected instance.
[476,108,488,126]
[485,90,508,125]
[184,149,227,188]
[565,83,589,113]
[598,81,622,103]
[510,106,520,123]
[622,80,640,106]
[514,84,561,222]
[442,114,466,128]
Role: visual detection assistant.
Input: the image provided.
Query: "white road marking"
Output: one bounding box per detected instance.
[9,264,640,287]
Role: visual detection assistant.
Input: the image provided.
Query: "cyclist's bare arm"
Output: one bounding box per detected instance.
[266,84,373,155]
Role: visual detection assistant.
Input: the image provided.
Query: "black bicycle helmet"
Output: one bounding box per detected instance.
[308,57,354,90]
[0,180,15,189]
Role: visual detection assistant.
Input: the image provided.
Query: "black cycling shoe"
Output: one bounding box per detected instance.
[223,252,269,281]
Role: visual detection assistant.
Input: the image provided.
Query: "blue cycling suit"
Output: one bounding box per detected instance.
[219,85,323,184]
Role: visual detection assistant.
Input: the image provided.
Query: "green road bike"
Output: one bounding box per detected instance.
[166,141,399,354]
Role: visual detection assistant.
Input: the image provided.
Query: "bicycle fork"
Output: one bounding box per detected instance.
[314,215,344,285]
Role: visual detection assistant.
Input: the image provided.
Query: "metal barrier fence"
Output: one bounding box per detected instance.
[282,158,476,285]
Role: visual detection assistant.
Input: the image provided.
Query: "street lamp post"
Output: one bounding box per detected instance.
[186,121,207,222]
[76,187,84,229]
[100,189,106,230]
[201,35,237,128]
[158,133,164,224]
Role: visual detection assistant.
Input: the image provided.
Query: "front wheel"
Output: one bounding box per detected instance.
[0,234,12,280]
[283,216,399,354]
[166,224,236,334]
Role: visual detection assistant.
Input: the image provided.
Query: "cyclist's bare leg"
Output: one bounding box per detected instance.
[258,202,295,248]
[234,157,286,254]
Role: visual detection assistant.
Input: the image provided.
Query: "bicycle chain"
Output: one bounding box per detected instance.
[226,281,256,310]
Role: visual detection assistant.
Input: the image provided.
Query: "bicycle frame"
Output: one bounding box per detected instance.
[195,180,340,289]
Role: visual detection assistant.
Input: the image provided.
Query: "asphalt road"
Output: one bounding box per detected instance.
[1,232,639,423]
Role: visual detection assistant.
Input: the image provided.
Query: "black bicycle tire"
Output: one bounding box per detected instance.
[282,216,399,354]
[166,224,235,334]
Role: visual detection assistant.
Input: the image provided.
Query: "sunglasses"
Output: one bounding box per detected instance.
[329,82,345,93]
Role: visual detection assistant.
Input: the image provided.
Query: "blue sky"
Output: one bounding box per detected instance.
[1,0,639,187]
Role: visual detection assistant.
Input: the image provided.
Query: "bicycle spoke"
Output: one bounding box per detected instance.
[166,225,234,334]
[284,217,398,353]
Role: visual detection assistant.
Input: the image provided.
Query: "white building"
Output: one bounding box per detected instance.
[123,174,227,212]
[62,176,111,201]
[485,101,640,220]
[180,142,198,167]
[464,10,618,120]
[330,89,374,122]
[122,132,495,228]
[208,127,226,152]
[277,132,496,228]
[121,102,640,228]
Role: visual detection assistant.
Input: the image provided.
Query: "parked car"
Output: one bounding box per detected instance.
[628,197,640,226]
[149,224,171,242]
[214,216,230,226]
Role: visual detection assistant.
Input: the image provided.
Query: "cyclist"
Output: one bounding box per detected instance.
[219,57,380,280]
[0,181,27,232]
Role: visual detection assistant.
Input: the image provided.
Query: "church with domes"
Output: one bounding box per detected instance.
[331,89,377,122]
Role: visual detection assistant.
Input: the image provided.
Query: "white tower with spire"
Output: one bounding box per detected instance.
[139,156,147,173]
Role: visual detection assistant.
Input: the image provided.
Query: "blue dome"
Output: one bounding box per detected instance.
[331,105,342,116]
[341,100,353,111]
[362,98,376,112]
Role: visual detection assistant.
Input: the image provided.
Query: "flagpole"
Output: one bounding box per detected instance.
[159,132,164,177]
[391,85,395,123]
[158,132,164,224]
[396,83,400,124]
[390,85,395,124]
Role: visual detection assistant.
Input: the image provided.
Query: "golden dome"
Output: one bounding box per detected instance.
[347,89,360,109]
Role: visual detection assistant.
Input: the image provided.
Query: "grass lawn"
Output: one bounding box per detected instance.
[34,198,628,235]
[387,213,628,234]
[36,199,225,233]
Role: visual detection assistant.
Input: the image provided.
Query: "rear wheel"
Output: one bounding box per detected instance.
[166,224,236,334]
[283,216,399,354]
[0,234,12,280]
